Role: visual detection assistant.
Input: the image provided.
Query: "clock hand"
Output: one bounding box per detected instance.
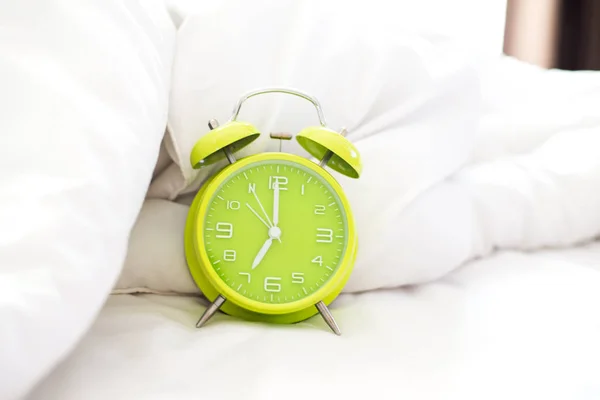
[252,237,273,269]
[250,186,274,228]
[246,203,282,243]
[273,181,280,226]
[246,203,271,230]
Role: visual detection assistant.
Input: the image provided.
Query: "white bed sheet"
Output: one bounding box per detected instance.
[29,242,600,400]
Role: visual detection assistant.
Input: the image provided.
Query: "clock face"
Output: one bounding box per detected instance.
[202,159,348,305]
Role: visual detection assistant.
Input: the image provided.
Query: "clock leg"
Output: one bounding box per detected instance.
[196,294,226,328]
[315,301,341,336]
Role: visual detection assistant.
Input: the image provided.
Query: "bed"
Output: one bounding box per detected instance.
[30,243,600,399]
[2,1,600,399]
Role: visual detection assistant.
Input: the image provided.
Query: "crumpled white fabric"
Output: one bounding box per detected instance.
[345,57,600,291]
[119,0,600,297]
[151,0,481,203]
[0,1,175,398]
[33,243,600,400]
[116,53,600,296]
[347,123,600,292]
[118,0,484,294]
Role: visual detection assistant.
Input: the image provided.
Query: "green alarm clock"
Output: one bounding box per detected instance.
[184,88,362,335]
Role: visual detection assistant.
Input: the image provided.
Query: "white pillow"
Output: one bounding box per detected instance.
[116,82,600,298]
[473,55,600,162]
[151,0,481,202]
[120,1,482,295]
[0,1,175,398]
[113,199,198,295]
[117,43,600,299]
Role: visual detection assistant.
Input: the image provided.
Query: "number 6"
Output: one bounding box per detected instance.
[264,277,281,292]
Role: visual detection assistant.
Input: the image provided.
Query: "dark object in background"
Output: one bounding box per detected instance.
[556,0,600,70]
[503,0,600,71]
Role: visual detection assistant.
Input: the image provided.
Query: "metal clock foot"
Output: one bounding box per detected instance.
[315,301,341,336]
[196,295,226,328]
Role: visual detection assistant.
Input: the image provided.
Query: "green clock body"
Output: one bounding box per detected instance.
[185,152,357,324]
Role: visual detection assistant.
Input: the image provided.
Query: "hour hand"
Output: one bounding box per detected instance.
[252,238,273,269]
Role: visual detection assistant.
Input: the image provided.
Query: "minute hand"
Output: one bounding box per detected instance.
[250,186,273,228]
[273,181,280,226]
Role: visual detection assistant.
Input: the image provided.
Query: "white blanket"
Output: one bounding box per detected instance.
[3,1,600,399]
[109,0,600,299]
[0,2,175,399]
[31,242,600,399]
[115,54,600,295]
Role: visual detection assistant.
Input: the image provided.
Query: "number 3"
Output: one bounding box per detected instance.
[316,228,333,243]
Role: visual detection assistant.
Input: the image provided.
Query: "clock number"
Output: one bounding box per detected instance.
[223,250,236,261]
[216,222,233,239]
[314,204,326,215]
[248,183,256,193]
[301,184,305,195]
[316,228,333,243]
[292,272,304,284]
[226,200,240,210]
[311,255,323,266]
[269,176,288,191]
[239,272,251,283]
[264,276,281,292]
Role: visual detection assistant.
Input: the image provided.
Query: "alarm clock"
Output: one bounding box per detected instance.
[184,88,362,335]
